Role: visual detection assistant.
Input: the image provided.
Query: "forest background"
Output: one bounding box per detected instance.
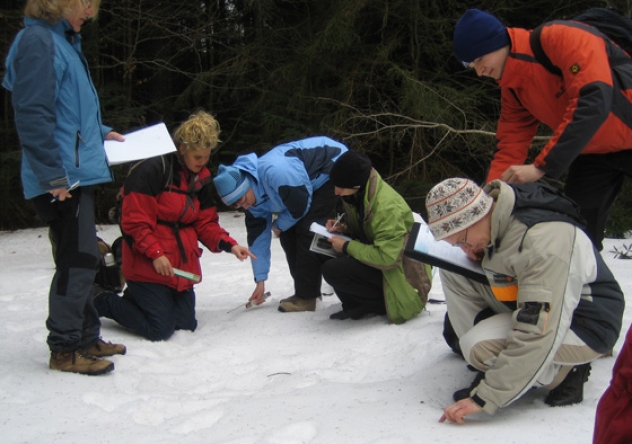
[1,0,632,234]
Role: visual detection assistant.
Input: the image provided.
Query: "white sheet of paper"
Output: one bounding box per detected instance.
[412,222,484,275]
[309,222,352,241]
[104,122,176,166]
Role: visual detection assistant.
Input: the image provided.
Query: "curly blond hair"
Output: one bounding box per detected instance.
[173,110,221,152]
[25,0,102,23]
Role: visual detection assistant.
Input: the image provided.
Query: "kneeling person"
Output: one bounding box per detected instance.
[95,111,254,341]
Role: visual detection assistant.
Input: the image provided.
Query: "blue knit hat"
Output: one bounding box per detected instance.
[453,9,510,66]
[213,164,250,205]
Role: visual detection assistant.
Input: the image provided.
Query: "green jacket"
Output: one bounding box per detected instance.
[343,169,430,323]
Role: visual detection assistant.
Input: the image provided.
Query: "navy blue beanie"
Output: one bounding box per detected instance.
[453,9,510,66]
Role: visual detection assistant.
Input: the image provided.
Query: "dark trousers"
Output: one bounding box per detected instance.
[321,255,386,314]
[279,181,337,299]
[32,186,101,352]
[565,150,632,251]
[95,280,196,341]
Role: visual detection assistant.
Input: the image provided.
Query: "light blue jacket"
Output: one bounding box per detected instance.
[3,18,113,199]
[233,136,348,282]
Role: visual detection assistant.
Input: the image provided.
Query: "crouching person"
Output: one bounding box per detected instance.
[424,178,624,424]
[322,151,431,323]
[95,111,254,341]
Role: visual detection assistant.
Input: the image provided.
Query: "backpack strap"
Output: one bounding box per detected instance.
[119,155,171,249]
[530,17,632,77]
[529,25,562,77]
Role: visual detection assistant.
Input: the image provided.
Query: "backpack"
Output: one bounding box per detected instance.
[530,7,632,76]
[508,182,587,252]
[510,182,586,230]
[95,236,125,293]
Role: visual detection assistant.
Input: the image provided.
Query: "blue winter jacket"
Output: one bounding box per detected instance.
[233,136,348,282]
[3,18,113,199]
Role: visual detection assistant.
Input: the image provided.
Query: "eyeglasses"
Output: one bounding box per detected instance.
[454,229,472,250]
[463,56,482,70]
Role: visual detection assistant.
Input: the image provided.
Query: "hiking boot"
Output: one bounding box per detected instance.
[453,371,486,402]
[49,351,114,376]
[545,363,591,407]
[81,338,126,357]
[330,310,351,320]
[278,296,317,312]
[330,307,371,320]
[279,295,295,304]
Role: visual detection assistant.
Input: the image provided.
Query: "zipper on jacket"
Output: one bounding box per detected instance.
[74,131,85,167]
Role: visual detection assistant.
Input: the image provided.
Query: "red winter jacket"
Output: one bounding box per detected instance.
[594,324,632,444]
[121,155,236,292]
[488,23,632,182]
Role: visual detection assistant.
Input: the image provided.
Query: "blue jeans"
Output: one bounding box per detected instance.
[95,280,197,341]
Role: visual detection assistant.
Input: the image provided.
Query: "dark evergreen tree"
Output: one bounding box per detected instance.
[1,0,631,233]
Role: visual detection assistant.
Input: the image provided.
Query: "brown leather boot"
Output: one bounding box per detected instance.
[81,338,126,357]
[49,351,114,376]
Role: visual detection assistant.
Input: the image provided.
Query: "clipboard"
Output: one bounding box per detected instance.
[404,222,489,285]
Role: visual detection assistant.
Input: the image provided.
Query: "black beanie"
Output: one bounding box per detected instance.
[330,151,372,189]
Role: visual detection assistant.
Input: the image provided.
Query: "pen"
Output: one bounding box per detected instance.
[50,180,80,203]
[227,292,271,313]
[329,213,345,232]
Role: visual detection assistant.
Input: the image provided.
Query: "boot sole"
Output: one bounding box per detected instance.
[278,306,316,312]
[52,362,115,376]
[278,305,316,312]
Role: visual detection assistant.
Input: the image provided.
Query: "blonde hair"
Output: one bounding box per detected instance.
[173,110,221,152]
[25,0,101,24]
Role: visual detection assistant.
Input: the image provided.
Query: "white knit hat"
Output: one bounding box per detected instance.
[425,178,493,240]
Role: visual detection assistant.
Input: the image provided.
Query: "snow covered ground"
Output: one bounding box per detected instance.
[1,212,630,444]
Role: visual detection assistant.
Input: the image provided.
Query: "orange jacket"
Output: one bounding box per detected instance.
[487,23,632,182]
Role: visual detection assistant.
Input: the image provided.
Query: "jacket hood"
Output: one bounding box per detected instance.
[232,153,259,183]
[483,180,515,250]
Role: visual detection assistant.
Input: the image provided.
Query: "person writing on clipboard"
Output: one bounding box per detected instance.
[322,151,430,323]
[425,178,623,424]
[94,111,254,341]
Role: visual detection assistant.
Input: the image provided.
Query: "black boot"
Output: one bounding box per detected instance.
[330,306,371,320]
[453,371,485,402]
[544,363,591,407]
